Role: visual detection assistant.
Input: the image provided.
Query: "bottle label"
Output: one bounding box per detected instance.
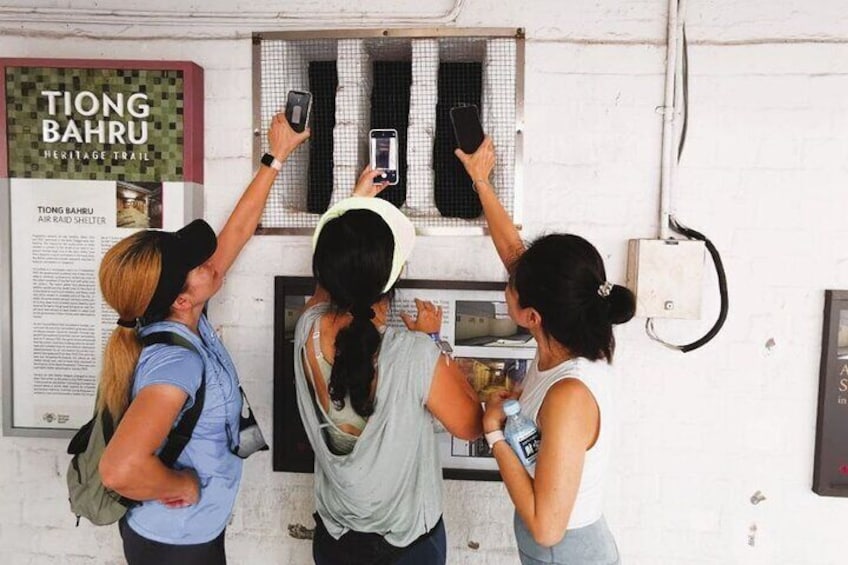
[516,429,541,464]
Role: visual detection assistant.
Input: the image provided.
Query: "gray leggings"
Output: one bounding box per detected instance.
[514,514,620,565]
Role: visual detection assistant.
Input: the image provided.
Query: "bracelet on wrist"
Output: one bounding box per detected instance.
[428,332,440,342]
[472,178,491,193]
[484,429,506,449]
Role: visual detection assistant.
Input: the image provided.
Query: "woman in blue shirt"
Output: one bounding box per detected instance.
[96,114,309,564]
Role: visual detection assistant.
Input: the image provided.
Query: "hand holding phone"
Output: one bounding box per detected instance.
[353,165,391,197]
[268,112,310,159]
[450,105,485,154]
[454,136,495,187]
[285,90,312,134]
[369,129,399,186]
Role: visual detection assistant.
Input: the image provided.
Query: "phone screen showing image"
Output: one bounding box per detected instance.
[372,137,397,170]
[369,129,399,185]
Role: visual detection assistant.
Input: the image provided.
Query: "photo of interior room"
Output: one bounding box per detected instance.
[115,181,163,229]
[454,300,533,347]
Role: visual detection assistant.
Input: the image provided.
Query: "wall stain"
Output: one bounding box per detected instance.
[288,523,314,540]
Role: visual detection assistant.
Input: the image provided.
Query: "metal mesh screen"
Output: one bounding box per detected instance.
[306,61,337,213]
[371,61,412,208]
[259,39,337,228]
[434,61,483,219]
[256,33,519,232]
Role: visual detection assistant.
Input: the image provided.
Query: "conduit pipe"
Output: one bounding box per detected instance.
[658,0,686,239]
[0,1,466,28]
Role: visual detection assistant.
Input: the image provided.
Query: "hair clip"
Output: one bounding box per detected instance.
[597,281,614,298]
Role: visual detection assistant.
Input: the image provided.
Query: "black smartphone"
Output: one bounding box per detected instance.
[285,90,312,133]
[450,104,485,154]
[369,128,399,185]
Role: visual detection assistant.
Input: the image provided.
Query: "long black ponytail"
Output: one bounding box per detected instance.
[312,209,395,417]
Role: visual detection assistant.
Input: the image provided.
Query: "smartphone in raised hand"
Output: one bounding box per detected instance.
[369,128,399,186]
[450,104,485,154]
[285,90,312,133]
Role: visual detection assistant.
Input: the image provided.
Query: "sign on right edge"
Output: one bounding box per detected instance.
[814,290,848,496]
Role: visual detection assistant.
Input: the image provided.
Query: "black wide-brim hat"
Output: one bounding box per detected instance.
[142,219,217,321]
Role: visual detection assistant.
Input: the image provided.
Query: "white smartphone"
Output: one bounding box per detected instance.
[369,128,399,186]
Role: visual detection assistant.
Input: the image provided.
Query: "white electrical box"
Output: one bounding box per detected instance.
[626,239,706,319]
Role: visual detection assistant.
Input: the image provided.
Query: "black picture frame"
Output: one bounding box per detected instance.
[813,290,848,496]
[273,276,535,481]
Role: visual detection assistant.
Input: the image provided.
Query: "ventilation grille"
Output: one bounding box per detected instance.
[255,30,522,233]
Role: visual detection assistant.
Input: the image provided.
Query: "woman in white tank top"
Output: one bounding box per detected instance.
[455,139,636,564]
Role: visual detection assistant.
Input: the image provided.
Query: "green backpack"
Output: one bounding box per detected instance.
[66,331,205,526]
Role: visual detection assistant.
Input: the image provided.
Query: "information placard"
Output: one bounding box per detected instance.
[1,59,204,436]
[814,290,848,496]
[274,277,535,481]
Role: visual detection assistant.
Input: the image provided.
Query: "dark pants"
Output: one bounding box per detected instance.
[119,517,227,565]
[312,513,447,565]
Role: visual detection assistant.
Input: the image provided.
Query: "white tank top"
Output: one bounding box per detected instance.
[518,356,613,529]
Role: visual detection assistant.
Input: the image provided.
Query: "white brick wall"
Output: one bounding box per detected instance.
[2,1,848,563]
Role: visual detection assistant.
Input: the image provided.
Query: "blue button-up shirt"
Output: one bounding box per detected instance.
[125,314,243,544]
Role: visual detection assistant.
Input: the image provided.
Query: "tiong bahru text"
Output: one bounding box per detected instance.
[38,90,153,162]
[36,206,106,225]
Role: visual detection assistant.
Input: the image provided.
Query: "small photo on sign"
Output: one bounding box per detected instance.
[116,181,163,229]
[451,434,493,459]
[454,300,533,348]
[455,357,529,401]
[838,310,848,360]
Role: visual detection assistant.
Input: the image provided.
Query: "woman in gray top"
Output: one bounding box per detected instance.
[293,170,483,565]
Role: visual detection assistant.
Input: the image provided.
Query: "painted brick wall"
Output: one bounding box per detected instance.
[1,1,847,563]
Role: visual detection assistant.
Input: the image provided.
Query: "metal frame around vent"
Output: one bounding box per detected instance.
[252,27,524,235]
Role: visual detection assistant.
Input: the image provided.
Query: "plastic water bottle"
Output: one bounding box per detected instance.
[503,399,541,469]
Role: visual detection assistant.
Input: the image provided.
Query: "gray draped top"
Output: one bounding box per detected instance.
[293,303,444,546]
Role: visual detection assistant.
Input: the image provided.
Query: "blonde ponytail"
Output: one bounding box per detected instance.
[97,232,161,419]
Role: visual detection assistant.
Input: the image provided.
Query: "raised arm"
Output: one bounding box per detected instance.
[455,137,525,270]
[208,114,310,278]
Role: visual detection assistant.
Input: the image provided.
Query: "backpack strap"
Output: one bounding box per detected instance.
[139,331,206,468]
[101,407,117,444]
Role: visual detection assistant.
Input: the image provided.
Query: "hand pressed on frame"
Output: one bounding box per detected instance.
[158,468,200,509]
[352,165,391,198]
[268,113,310,161]
[400,299,443,335]
[454,136,496,187]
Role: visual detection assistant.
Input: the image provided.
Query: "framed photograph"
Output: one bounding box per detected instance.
[273,276,536,481]
[813,290,848,496]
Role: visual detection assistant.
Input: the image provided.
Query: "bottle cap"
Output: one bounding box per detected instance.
[503,399,520,416]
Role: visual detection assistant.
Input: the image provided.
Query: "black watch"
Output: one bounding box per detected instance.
[261,153,282,171]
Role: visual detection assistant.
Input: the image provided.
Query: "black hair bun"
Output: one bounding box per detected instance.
[607,284,636,325]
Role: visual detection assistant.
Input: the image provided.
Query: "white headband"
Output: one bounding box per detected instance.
[313,197,416,293]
